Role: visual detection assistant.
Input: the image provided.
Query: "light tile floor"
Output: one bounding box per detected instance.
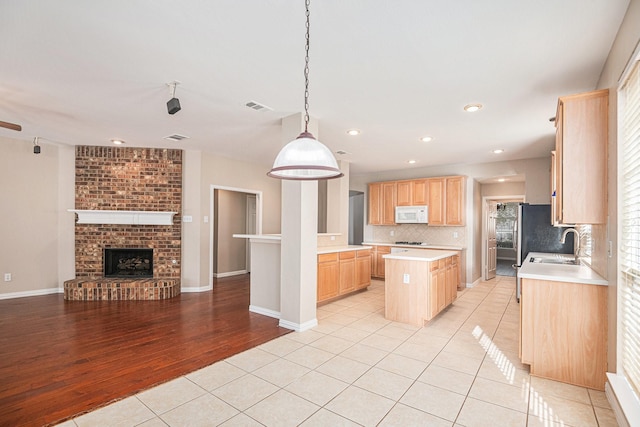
[56,276,618,427]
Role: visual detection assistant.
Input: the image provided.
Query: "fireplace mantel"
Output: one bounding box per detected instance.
[68,210,177,225]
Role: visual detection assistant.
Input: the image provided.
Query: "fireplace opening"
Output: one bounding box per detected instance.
[104,248,153,278]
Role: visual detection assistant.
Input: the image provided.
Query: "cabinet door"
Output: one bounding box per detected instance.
[413,179,428,205]
[370,246,378,278]
[437,268,446,312]
[356,251,371,289]
[375,246,391,278]
[368,183,382,225]
[317,255,339,302]
[551,151,560,225]
[556,89,608,224]
[382,182,397,225]
[427,178,445,225]
[428,265,440,320]
[445,176,464,226]
[396,180,413,206]
[339,256,356,294]
[445,262,455,306]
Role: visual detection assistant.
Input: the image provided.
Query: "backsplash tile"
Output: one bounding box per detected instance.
[370,225,466,247]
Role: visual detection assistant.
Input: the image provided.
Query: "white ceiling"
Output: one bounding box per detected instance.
[0,1,630,176]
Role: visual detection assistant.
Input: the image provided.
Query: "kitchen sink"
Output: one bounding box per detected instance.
[529,256,580,265]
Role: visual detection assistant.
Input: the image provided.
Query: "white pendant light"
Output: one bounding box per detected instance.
[268,0,343,181]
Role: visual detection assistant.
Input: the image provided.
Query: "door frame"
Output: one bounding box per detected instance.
[209,185,263,288]
[481,195,524,281]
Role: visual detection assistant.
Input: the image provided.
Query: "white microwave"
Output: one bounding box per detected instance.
[395,205,428,224]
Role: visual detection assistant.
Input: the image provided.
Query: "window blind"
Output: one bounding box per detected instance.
[620,58,640,397]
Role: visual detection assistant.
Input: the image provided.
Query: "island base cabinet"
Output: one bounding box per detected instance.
[520,278,607,390]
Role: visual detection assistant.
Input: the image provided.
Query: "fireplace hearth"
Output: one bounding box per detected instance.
[104,248,153,278]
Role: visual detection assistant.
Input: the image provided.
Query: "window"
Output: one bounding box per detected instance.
[619,58,640,398]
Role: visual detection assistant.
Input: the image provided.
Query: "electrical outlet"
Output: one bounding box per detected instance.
[4,273,11,282]
[453,232,459,238]
[403,273,410,284]
[330,235,335,241]
[390,230,395,236]
[203,216,209,223]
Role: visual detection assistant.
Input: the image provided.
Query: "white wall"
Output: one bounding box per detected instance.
[0,137,74,297]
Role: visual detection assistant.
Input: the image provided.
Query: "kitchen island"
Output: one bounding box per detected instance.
[383,249,459,326]
[518,252,608,390]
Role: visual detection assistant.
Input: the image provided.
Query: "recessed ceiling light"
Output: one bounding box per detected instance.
[464,103,483,112]
[492,149,505,154]
[407,160,417,164]
[420,136,433,142]
[498,178,506,182]
[346,129,361,136]
[111,139,125,145]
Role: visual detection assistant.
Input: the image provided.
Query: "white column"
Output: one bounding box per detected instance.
[278,113,319,331]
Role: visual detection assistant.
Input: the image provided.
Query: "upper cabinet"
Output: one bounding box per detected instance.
[368,176,465,226]
[368,181,396,225]
[552,89,608,225]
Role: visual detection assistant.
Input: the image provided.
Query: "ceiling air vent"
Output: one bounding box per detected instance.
[336,150,350,155]
[163,134,190,142]
[245,100,273,112]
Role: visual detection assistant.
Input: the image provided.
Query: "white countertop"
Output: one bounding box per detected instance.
[362,241,464,251]
[519,252,608,286]
[317,245,372,254]
[382,249,458,262]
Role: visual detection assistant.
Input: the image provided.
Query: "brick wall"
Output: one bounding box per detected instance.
[74,146,182,280]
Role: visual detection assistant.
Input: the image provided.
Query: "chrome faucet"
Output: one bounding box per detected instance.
[560,228,580,261]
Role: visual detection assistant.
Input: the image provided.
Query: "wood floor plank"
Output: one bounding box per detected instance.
[0,274,290,427]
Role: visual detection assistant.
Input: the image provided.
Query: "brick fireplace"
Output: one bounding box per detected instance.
[64,146,182,300]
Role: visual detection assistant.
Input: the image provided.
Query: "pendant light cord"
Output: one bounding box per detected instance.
[303,0,311,132]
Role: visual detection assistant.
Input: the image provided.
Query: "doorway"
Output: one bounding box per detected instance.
[483,196,523,280]
[209,185,262,286]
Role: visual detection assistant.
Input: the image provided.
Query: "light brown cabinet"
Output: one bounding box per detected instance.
[427,178,445,225]
[520,278,607,390]
[553,89,608,225]
[371,245,391,279]
[386,254,460,326]
[339,251,356,294]
[318,249,371,304]
[368,176,463,226]
[356,250,372,289]
[445,176,465,226]
[317,253,339,302]
[368,182,396,225]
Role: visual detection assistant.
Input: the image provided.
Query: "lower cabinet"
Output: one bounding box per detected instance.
[318,249,371,304]
[386,255,460,326]
[371,245,390,279]
[520,278,607,390]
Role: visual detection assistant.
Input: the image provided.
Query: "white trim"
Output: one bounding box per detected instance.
[607,374,639,427]
[0,288,62,300]
[210,185,263,290]
[249,305,281,319]
[181,285,212,293]
[213,270,248,278]
[279,318,318,332]
[68,210,177,225]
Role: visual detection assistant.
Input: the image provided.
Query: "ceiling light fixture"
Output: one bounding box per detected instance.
[111,139,125,145]
[420,136,433,142]
[407,160,417,164]
[498,178,506,182]
[464,103,483,112]
[347,129,361,136]
[492,149,504,154]
[268,0,342,180]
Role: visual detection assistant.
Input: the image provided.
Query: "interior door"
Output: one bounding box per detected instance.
[486,201,497,280]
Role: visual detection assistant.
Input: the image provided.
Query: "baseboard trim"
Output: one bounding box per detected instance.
[249,305,280,319]
[279,318,318,332]
[213,270,248,278]
[0,287,62,300]
[181,285,212,293]
[606,374,638,427]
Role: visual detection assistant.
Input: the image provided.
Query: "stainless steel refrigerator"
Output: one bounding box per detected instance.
[514,203,574,301]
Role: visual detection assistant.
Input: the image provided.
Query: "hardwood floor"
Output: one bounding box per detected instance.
[0,275,290,427]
